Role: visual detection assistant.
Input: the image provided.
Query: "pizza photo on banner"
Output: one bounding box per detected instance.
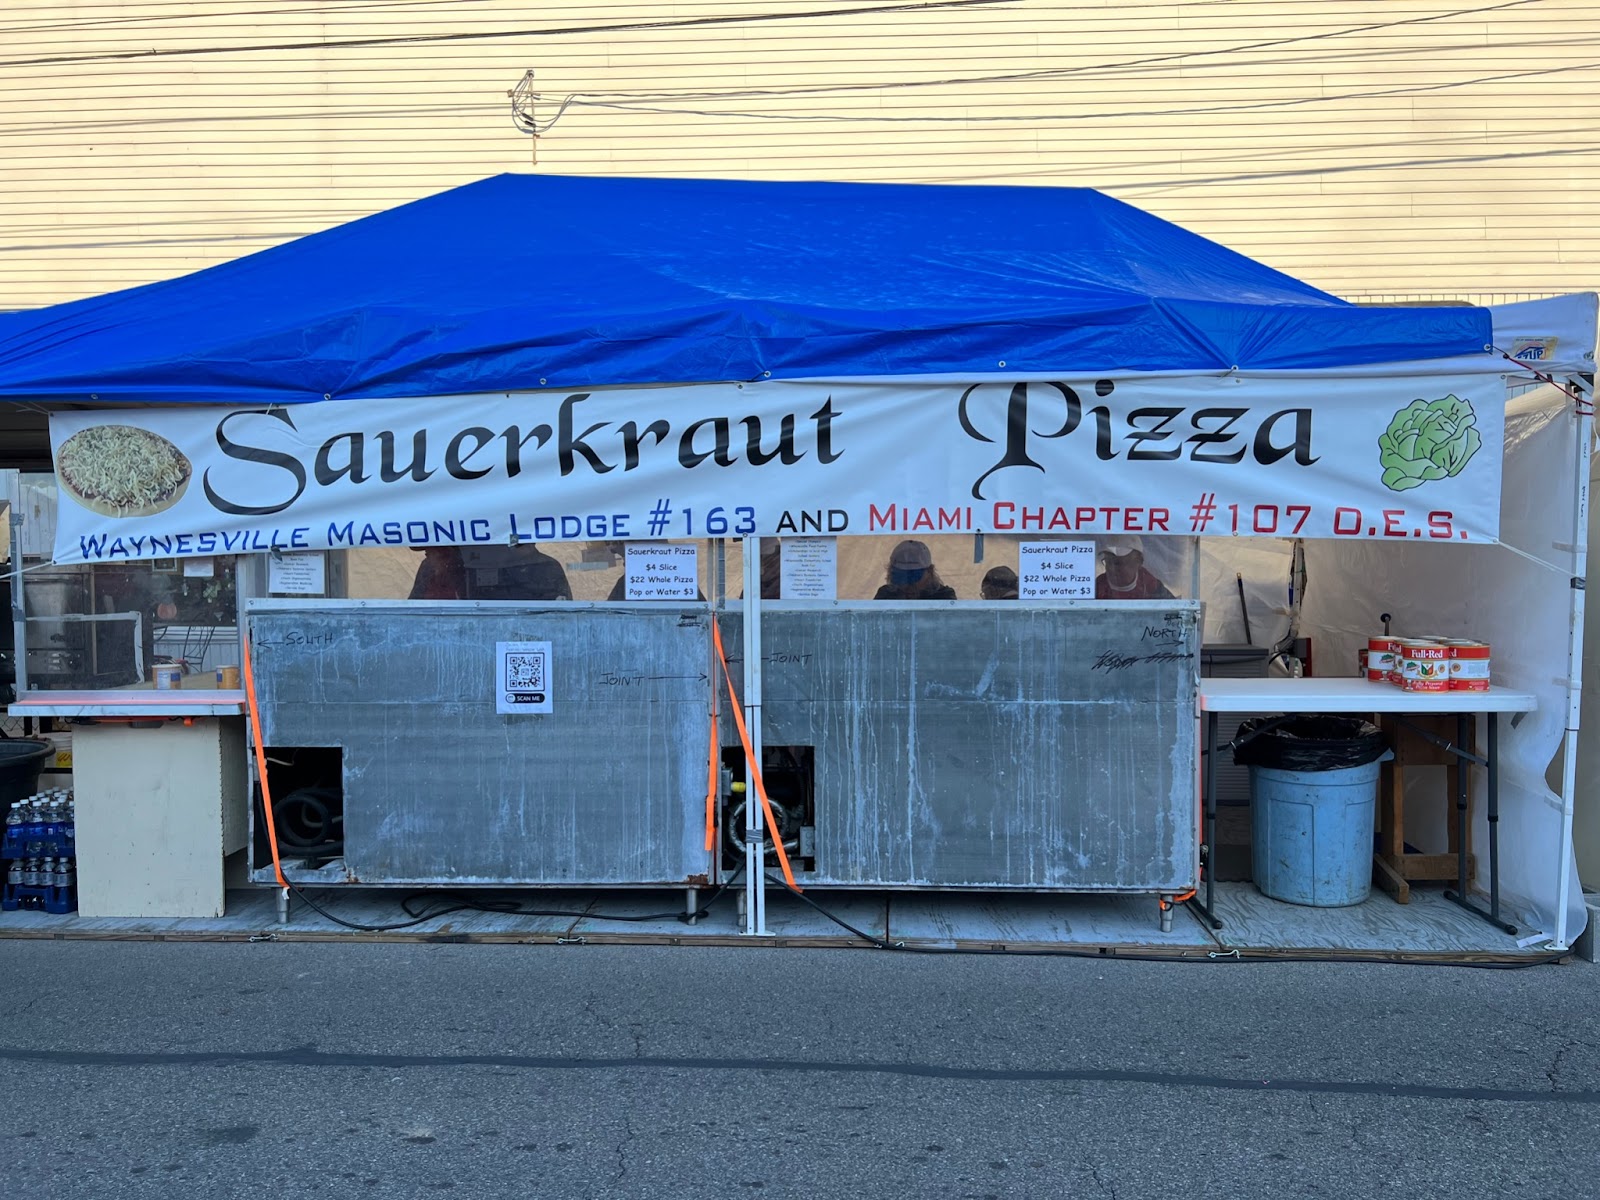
[47,373,1507,564]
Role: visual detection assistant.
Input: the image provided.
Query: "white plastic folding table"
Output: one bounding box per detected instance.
[1195,678,1538,933]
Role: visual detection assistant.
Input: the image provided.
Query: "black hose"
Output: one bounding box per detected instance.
[271,786,344,857]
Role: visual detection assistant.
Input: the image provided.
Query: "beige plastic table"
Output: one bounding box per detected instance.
[1196,679,1536,932]
[9,691,248,918]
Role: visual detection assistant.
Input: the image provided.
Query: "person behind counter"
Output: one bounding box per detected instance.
[980,565,1019,600]
[874,539,957,601]
[408,546,468,600]
[759,537,782,600]
[409,543,573,601]
[1095,536,1174,600]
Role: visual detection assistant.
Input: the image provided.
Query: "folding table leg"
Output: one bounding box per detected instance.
[1444,711,1518,936]
[1487,713,1508,929]
[1455,713,1469,896]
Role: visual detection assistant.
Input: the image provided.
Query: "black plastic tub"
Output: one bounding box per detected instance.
[0,739,53,807]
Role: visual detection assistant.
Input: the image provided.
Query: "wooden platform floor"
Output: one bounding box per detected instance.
[0,881,1555,959]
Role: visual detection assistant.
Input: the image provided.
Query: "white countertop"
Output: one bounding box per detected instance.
[1199,677,1537,714]
[9,690,248,719]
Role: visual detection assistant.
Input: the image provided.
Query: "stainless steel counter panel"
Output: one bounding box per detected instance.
[248,602,712,886]
[722,601,1200,891]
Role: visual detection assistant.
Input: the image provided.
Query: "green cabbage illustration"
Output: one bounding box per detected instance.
[1378,395,1482,492]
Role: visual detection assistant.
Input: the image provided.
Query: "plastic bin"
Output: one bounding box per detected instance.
[1235,716,1391,908]
[0,739,53,808]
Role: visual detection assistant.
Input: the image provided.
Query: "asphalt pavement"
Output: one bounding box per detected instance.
[2,939,1598,1199]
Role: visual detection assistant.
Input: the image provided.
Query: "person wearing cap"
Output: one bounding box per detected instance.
[1096,535,1173,600]
[981,565,1019,600]
[874,539,958,600]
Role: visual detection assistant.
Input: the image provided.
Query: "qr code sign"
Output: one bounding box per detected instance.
[506,652,545,691]
[496,641,553,713]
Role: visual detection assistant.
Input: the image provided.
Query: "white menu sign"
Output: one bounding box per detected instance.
[268,551,327,595]
[624,542,699,599]
[1018,541,1096,599]
[779,537,837,600]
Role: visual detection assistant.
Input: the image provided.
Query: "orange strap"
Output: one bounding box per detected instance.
[711,618,799,890]
[703,719,719,854]
[241,631,289,888]
[704,623,721,853]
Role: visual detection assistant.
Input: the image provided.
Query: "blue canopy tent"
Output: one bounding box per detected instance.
[8,173,1594,952]
[0,173,1494,405]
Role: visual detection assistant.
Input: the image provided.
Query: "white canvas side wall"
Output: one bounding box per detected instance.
[1298,385,1584,940]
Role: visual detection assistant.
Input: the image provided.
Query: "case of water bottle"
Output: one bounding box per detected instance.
[2,790,77,914]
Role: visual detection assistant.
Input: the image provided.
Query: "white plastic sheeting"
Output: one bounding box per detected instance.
[1299,385,1585,942]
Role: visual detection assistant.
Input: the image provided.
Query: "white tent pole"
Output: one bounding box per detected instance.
[742,535,768,936]
[1554,374,1594,950]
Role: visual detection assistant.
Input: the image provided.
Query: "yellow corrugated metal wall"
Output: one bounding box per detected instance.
[1,0,1596,308]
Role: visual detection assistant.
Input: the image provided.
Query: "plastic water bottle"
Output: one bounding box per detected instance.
[25,802,45,856]
[22,858,40,887]
[56,859,75,891]
[63,799,75,856]
[5,859,20,888]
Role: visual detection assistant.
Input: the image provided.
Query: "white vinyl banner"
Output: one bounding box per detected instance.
[47,375,1507,563]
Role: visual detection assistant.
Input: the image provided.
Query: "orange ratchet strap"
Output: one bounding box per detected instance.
[703,720,719,854]
[241,632,289,888]
[711,618,799,890]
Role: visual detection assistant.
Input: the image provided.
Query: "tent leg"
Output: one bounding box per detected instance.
[742,535,768,937]
[1191,710,1223,931]
[1554,377,1592,950]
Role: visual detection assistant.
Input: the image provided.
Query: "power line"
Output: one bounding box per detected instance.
[0,0,1017,69]
[535,59,1600,130]
[8,122,1595,242]
[539,34,1600,109]
[0,0,506,37]
[516,0,1548,127]
[5,133,1595,253]
[0,103,497,137]
[0,0,1241,37]
[923,143,1598,192]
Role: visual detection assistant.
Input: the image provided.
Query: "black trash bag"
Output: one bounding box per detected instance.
[1232,715,1389,772]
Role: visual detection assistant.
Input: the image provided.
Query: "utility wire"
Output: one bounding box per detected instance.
[0,0,1017,69]
[0,0,1247,37]
[511,0,1548,128]
[0,0,511,37]
[1111,143,1599,197]
[526,31,1600,111]
[10,134,1596,249]
[534,59,1600,131]
[921,141,1600,191]
[5,138,1596,255]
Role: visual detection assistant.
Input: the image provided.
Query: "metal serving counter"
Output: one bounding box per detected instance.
[722,601,1200,892]
[248,601,713,887]
[246,599,1201,900]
